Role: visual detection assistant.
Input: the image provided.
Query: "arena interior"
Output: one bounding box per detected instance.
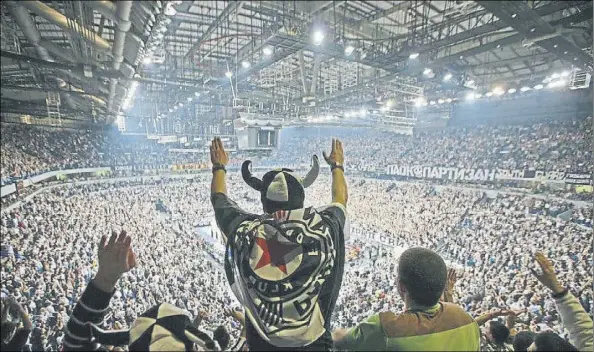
[0,0,593,351]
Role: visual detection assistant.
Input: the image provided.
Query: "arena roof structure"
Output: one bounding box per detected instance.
[1,1,592,128]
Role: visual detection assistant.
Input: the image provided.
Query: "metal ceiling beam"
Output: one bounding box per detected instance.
[376,1,570,62]
[184,1,244,60]
[19,0,112,52]
[360,1,410,23]
[478,1,592,69]
[400,7,592,74]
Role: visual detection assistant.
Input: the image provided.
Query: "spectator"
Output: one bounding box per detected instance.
[527,252,592,351]
[210,137,349,351]
[62,230,223,351]
[1,296,32,351]
[332,247,480,351]
[513,331,535,351]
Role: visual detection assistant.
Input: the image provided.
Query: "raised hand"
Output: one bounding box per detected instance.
[94,230,137,292]
[530,251,564,294]
[210,137,229,166]
[322,138,344,166]
[224,307,245,324]
[446,268,458,291]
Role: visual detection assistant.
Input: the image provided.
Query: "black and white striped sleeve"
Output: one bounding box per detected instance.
[62,280,113,351]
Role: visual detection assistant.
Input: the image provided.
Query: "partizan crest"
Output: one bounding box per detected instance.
[228,206,337,347]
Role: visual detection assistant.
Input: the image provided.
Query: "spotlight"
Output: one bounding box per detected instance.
[194,92,200,97]
[511,13,517,18]
[241,60,251,68]
[359,109,367,116]
[486,92,493,97]
[422,102,428,106]
[465,92,475,100]
[173,106,178,110]
[409,52,420,59]
[414,97,425,107]
[386,100,394,108]
[445,98,452,103]
[168,108,173,112]
[466,79,475,86]
[187,96,193,102]
[534,84,544,90]
[312,30,325,46]
[493,87,505,96]
[263,46,273,56]
[345,112,351,118]
[423,68,432,75]
[429,100,436,105]
[443,73,453,81]
[178,103,183,107]
[225,71,233,78]
[438,99,445,104]
[345,45,355,56]
[143,57,152,64]
[507,88,517,94]
[475,93,482,98]
[520,86,531,92]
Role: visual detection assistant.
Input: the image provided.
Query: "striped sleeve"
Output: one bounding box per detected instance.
[62,280,113,351]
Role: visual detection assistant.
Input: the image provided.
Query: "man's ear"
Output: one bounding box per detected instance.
[397,280,406,298]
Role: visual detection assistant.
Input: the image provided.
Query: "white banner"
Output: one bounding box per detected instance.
[385,165,588,184]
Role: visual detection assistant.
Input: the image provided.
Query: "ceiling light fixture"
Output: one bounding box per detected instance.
[263,46,273,56]
[312,30,325,46]
[225,71,233,78]
[507,88,516,94]
[534,84,544,90]
[520,86,531,92]
[443,73,453,81]
[465,92,475,100]
[345,45,355,56]
[493,87,505,96]
[409,52,420,59]
[438,98,445,104]
[241,60,251,68]
[486,92,493,97]
[164,3,177,16]
[423,68,432,75]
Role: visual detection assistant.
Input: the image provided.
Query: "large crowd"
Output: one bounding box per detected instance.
[1,172,592,350]
[2,117,592,185]
[0,115,592,351]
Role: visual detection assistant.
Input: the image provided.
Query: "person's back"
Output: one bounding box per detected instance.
[333,247,480,351]
[210,138,349,351]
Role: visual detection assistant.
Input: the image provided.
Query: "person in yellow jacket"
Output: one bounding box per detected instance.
[332,247,480,351]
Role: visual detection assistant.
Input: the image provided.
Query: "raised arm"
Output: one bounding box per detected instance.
[210,137,229,196]
[531,251,593,351]
[63,230,137,351]
[323,138,348,207]
[440,268,458,303]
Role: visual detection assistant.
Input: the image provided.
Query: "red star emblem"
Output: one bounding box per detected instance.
[254,234,299,274]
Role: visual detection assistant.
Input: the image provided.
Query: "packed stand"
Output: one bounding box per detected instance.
[1,172,592,350]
